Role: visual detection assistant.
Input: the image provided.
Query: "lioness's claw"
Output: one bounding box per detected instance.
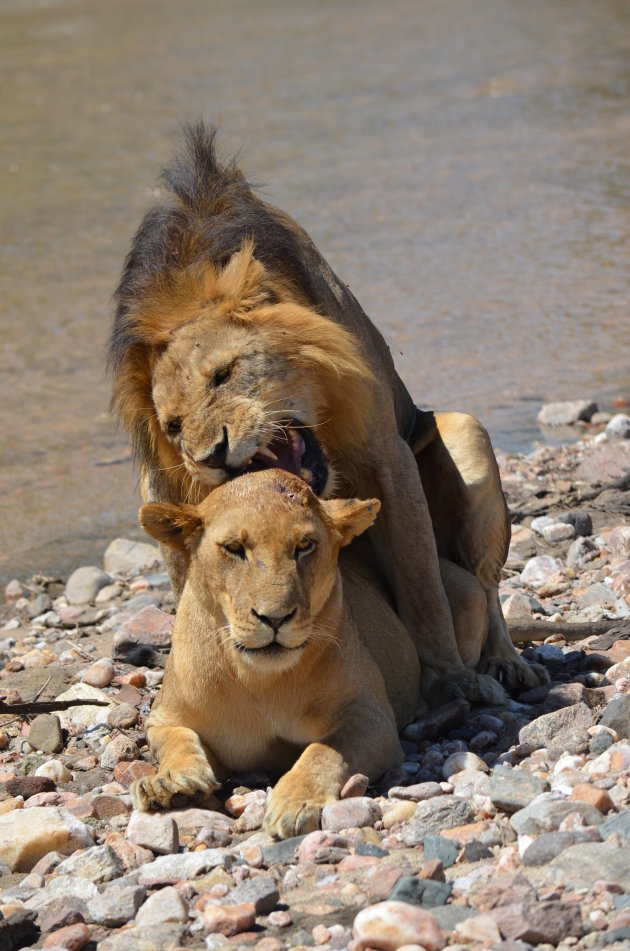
[130,765,217,812]
[476,656,549,693]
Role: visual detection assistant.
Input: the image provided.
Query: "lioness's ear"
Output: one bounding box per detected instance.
[139,503,204,552]
[324,498,381,547]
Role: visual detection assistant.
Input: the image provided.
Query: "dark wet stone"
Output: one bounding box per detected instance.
[522,831,593,866]
[5,775,55,797]
[599,694,630,739]
[0,908,39,951]
[355,843,388,858]
[402,699,471,743]
[423,833,460,868]
[464,840,493,862]
[389,875,452,908]
[262,835,306,866]
[489,765,548,814]
[591,731,615,756]
[557,511,592,536]
[224,874,279,913]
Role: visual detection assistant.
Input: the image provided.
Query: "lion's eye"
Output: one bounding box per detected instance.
[165,418,182,437]
[213,365,232,387]
[295,539,315,558]
[223,541,246,560]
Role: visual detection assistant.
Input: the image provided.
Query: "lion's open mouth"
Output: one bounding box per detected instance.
[231,423,329,496]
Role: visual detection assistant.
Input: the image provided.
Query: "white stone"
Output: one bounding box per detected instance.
[127,810,179,855]
[0,807,93,872]
[605,414,630,439]
[353,900,445,951]
[502,593,534,619]
[542,523,575,543]
[530,516,556,535]
[104,538,163,576]
[54,683,114,729]
[521,555,565,587]
[537,400,597,426]
[135,885,188,926]
[26,873,98,909]
[442,751,487,779]
[34,760,72,782]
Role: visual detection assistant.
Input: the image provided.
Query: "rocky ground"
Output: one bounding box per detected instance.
[1,409,629,951]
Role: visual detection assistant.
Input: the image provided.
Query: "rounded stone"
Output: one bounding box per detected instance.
[65,566,113,605]
[353,900,445,951]
[81,658,115,688]
[27,713,64,754]
[321,796,381,831]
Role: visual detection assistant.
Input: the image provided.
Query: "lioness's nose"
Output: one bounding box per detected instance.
[251,608,297,632]
[197,427,228,467]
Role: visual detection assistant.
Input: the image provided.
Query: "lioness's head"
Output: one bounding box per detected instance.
[112,242,374,501]
[139,469,380,672]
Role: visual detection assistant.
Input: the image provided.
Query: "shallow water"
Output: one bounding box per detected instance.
[1,0,629,583]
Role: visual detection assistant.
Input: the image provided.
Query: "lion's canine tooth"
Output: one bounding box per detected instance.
[299,467,313,483]
[257,446,278,463]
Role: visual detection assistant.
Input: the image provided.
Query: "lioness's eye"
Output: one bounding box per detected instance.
[165,418,182,437]
[223,541,246,560]
[295,539,315,558]
[213,365,232,387]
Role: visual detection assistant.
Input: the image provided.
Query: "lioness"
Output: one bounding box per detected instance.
[131,469,492,838]
[110,122,545,703]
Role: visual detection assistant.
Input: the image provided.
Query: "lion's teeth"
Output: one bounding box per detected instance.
[299,467,313,484]
[257,446,278,463]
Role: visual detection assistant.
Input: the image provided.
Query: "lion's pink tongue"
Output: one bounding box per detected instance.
[256,429,305,474]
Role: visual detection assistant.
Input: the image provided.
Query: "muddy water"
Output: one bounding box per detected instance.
[1,0,629,583]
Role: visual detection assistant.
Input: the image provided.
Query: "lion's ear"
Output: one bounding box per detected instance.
[139,503,204,552]
[323,498,381,547]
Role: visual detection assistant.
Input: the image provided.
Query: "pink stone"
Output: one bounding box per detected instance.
[341,773,370,798]
[42,922,90,950]
[204,901,256,935]
[114,759,157,788]
[321,796,381,832]
[353,900,445,951]
[100,733,140,770]
[297,831,353,862]
[81,658,115,688]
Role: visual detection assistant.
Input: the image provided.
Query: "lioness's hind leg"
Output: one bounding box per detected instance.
[130,725,220,811]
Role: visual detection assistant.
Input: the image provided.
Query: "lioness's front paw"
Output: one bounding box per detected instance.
[264,774,332,840]
[131,761,218,812]
[477,655,549,693]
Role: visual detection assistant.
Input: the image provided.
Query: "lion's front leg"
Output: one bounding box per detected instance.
[264,699,402,840]
[370,436,508,707]
[131,725,222,811]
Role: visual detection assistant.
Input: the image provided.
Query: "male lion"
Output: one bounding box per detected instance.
[110,123,545,703]
[131,469,493,838]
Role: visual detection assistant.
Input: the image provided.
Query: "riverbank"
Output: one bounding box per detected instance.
[0,421,629,950]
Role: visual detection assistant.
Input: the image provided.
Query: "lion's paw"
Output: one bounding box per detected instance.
[477,654,549,693]
[264,774,331,840]
[427,668,509,709]
[131,762,217,812]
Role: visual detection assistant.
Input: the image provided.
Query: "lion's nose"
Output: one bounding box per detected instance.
[251,608,297,632]
[197,427,228,468]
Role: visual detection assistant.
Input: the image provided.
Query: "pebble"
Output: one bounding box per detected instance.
[321,796,381,831]
[127,810,180,855]
[134,884,188,925]
[81,657,115,687]
[352,900,445,951]
[103,537,163,575]
[100,733,140,769]
[27,713,64,753]
[65,566,113,605]
[87,884,147,925]
[537,399,598,426]
[35,760,72,783]
[42,921,90,950]
[0,807,93,871]
[204,901,257,936]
